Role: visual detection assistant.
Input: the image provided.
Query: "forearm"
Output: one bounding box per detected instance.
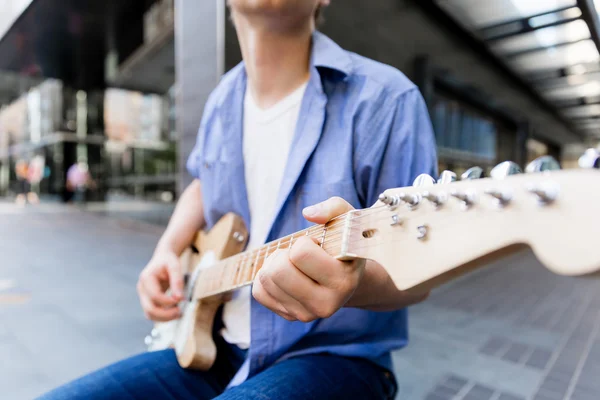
[155,179,205,256]
[345,260,429,311]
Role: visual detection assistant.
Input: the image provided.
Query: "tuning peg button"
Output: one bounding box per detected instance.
[485,188,512,207]
[461,166,484,180]
[578,148,600,169]
[490,161,522,179]
[413,174,436,187]
[525,156,560,173]
[379,193,400,209]
[451,189,477,209]
[438,170,457,184]
[527,184,559,205]
[398,193,420,208]
[422,191,446,208]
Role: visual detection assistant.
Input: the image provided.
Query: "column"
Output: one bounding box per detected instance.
[175,0,225,193]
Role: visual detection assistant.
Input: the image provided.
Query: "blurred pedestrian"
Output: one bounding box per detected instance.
[14,159,28,206]
[65,161,92,203]
[25,155,45,205]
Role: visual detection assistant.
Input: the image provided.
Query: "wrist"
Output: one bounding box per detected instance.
[154,239,178,257]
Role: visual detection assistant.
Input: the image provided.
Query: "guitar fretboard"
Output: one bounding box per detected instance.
[192,217,349,300]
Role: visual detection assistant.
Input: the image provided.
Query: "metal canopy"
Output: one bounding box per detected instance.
[435,0,600,139]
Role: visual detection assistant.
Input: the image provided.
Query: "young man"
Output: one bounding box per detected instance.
[40,1,437,399]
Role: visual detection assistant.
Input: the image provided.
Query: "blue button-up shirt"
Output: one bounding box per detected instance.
[187,31,438,386]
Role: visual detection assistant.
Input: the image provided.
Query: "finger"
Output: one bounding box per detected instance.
[302,196,355,224]
[141,273,179,307]
[140,295,181,322]
[252,279,297,321]
[256,261,319,323]
[289,236,353,288]
[166,255,184,299]
[267,249,329,311]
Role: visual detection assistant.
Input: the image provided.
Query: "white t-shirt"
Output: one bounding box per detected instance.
[220,82,308,349]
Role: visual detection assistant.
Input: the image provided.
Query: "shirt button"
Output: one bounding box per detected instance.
[204,162,211,169]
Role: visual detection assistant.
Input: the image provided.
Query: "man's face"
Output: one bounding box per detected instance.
[228,0,325,19]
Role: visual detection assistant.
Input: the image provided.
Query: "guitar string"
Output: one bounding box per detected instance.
[196,200,505,295]
[195,199,501,295]
[216,205,389,265]
[195,198,538,299]
[195,209,396,293]
[210,207,389,269]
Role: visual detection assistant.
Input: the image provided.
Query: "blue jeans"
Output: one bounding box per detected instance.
[38,334,396,400]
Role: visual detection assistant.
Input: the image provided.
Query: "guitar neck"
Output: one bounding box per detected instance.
[192,213,354,300]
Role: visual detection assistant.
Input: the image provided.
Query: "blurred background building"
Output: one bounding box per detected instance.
[0,0,598,206]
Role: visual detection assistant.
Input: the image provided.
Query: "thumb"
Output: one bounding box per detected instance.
[302,196,355,224]
[166,254,184,299]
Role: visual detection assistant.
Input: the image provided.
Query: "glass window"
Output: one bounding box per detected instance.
[430,94,498,161]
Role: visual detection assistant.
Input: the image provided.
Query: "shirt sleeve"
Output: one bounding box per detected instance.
[185,92,217,180]
[354,88,438,207]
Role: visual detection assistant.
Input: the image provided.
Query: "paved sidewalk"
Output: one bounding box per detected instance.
[0,204,160,399]
[1,203,599,399]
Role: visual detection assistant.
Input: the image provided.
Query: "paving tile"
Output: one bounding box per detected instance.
[525,348,553,370]
[442,375,469,392]
[497,394,525,400]
[502,342,529,364]
[431,383,462,398]
[463,384,495,400]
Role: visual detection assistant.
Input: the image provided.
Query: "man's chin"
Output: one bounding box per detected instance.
[228,0,316,18]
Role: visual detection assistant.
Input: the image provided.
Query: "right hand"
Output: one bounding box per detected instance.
[137,250,184,322]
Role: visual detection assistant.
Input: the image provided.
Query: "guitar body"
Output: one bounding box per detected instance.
[146,213,248,370]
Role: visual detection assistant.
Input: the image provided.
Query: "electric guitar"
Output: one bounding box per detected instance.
[144,156,600,371]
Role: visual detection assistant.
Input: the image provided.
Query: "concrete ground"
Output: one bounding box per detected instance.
[1,202,599,400]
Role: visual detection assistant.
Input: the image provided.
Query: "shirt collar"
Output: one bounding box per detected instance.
[311,31,353,77]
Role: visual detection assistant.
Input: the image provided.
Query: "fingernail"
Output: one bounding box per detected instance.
[303,204,320,217]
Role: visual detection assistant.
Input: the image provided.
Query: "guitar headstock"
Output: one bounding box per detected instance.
[344,158,600,293]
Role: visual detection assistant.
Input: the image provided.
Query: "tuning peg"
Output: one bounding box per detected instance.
[437,170,457,184]
[578,148,600,169]
[490,161,522,179]
[525,156,560,173]
[379,193,400,208]
[413,174,436,187]
[461,166,484,180]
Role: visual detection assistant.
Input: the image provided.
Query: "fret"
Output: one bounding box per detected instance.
[231,255,239,286]
[289,235,294,249]
[250,249,260,280]
[218,259,227,288]
[263,242,271,274]
[244,251,253,282]
[241,253,251,285]
[276,239,281,251]
[320,227,327,248]
[232,257,240,286]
